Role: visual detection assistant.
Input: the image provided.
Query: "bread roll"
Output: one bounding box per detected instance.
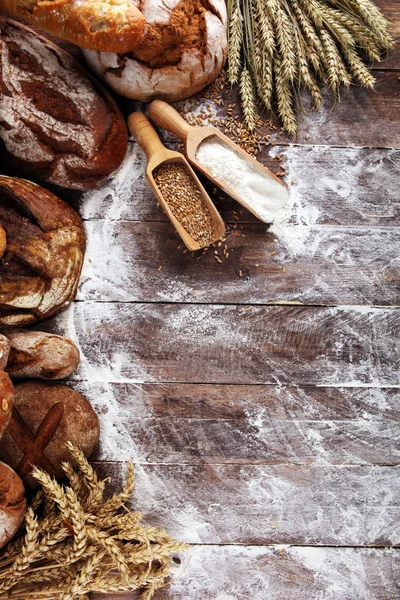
[0,371,13,438]
[0,382,100,488]
[0,18,128,190]
[83,0,228,102]
[0,0,146,52]
[0,462,26,549]
[0,226,5,259]
[0,335,10,371]
[0,176,85,327]
[4,331,80,380]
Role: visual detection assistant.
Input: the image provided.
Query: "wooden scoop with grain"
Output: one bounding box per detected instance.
[128,112,225,251]
[148,100,290,224]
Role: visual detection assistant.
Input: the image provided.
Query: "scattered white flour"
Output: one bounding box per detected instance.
[195,136,290,223]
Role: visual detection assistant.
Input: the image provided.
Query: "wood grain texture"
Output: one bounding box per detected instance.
[93,461,400,546]
[78,382,400,466]
[375,0,400,70]
[297,72,400,148]
[94,545,400,600]
[50,303,400,386]
[79,221,400,305]
[75,144,400,225]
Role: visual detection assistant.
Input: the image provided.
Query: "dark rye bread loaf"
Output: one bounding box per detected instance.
[0,18,128,190]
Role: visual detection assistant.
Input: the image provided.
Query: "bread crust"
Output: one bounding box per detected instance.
[0,371,13,439]
[0,0,146,52]
[0,335,10,371]
[3,330,80,379]
[0,176,86,326]
[0,18,128,190]
[0,382,100,488]
[0,461,25,549]
[0,227,5,260]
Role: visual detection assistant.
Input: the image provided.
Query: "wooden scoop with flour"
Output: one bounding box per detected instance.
[128,112,225,251]
[148,100,290,224]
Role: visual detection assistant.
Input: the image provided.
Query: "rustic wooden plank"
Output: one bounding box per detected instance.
[375,0,400,70]
[297,71,400,147]
[79,221,400,305]
[94,545,400,600]
[72,382,400,466]
[74,143,400,225]
[50,304,400,386]
[93,462,400,546]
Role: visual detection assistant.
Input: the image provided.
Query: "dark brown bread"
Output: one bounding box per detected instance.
[0,461,26,548]
[0,371,13,438]
[0,382,100,488]
[0,17,128,190]
[4,330,80,379]
[0,176,86,326]
[0,226,5,259]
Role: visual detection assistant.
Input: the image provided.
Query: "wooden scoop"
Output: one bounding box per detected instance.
[128,112,225,251]
[148,100,289,223]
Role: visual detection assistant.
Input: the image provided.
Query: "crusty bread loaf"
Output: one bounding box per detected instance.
[0,382,100,488]
[0,371,13,438]
[0,335,10,371]
[0,0,146,52]
[0,176,85,326]
[0,226,5,259]
[83,0,228,102]
[0,461,25,548]
[3,330,80,380]
[0,18,128,190]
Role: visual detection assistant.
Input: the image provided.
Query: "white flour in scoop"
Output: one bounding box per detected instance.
[195,135,290,223]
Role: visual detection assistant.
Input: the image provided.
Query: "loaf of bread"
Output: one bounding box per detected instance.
[0,371,13,438]
[0,18,128,190]
[83,0,228,102]
[0,176,86,326]
[0,335,10,371]
[0,382,100,488]
[4,331,80,380]
[0,0,146,52]
[0,462,26,549]
[0,226,5,259]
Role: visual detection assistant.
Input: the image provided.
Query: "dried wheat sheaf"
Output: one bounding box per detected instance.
[227,0,393,134]
[0,443,188,599]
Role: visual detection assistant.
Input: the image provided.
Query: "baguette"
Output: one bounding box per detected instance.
[3,330,80,380]
[0,0,146,52]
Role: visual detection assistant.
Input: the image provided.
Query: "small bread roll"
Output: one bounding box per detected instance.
[0,335,10,371]
[0,225,5,259]
[0,462,26,549]
[4,330,80,380]
[0,371,13,438]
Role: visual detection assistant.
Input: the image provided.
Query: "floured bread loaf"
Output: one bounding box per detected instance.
[83,0,228,102]
[0,18,127,190]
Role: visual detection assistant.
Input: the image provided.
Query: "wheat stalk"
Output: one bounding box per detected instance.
[227,0,393,134]
[0,444,189,599]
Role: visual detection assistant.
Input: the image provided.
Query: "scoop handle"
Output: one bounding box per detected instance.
[128,112,166,159]
[148,100,193,142]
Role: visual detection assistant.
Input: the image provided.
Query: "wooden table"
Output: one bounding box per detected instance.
[41,2,400,597]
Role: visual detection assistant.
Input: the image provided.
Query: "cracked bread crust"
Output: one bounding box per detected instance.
[0,176,85,326]
[0,18,128,190]
[83,0,228,102]
[0,0,146,52]
[0,461,25,549]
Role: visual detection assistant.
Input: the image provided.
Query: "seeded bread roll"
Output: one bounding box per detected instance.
[0,18,128,190]
[4,331,80,380]
[0,382,100,488]
[0,176,86,326]
[0,226,5,259]
[0,371,13,439]
[0,0,146,52]
[0,462,26,549]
